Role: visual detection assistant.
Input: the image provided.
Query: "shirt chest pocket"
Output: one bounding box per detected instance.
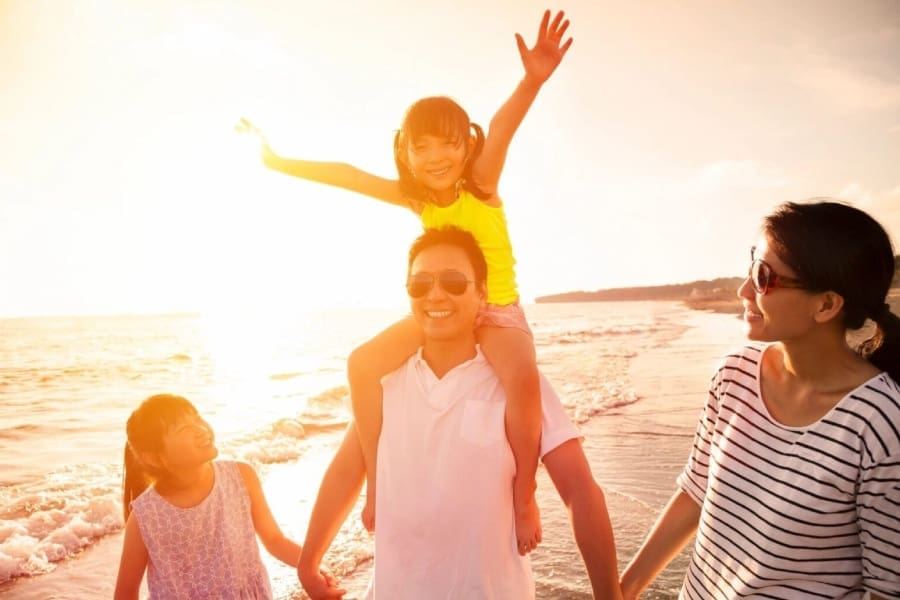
[459,399,507,447]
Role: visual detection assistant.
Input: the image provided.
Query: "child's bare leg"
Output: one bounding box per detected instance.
[347,314,423,531]
[478,326,542,555]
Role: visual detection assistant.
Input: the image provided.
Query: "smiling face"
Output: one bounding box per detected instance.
[408,243,483,343]
[157,412,218,471]
[737,235,821,342]
[405,133,470,198]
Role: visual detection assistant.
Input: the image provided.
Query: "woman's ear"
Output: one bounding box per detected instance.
[466,134,476,159]
[813,291,846,325]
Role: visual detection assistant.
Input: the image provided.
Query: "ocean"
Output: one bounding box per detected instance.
[0,301,745,599]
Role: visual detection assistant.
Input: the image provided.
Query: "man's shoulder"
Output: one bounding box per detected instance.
[381,352,421,387]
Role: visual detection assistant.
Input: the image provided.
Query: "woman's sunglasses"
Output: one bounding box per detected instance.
[406,270,475,298]
[749,247,805,295]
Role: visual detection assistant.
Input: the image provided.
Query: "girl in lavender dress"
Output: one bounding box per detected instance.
[114,394,321,599]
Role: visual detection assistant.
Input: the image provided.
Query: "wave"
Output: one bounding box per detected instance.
[621,429,694,438]
[302,386,351,428]
[0,396,352,585]
[568,385,641,424]
[0,423,43,441]
[269,371,304,381]
[224,417,311,464]
[543,323,666,346]
[0,464,122,584]
[0,303,679,588]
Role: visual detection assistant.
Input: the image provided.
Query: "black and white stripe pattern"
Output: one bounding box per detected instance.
[677,345,900,599]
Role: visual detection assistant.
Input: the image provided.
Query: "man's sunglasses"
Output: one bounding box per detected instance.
[406,270,476,298]
[749,246,805,295]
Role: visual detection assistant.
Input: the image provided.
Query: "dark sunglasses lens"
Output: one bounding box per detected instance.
[750,260,769,293]
[439,271,469,295]
[406,275,432,298]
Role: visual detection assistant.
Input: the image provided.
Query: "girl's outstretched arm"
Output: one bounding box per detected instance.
[471,10,573,195]
[114,514,149,600]
[236,118,408,208]
[237,461,303,567]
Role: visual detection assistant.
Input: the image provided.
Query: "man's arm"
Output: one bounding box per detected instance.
[297,423,366,599]
[542,439,622,600]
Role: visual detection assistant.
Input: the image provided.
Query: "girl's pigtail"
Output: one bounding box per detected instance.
[394,130,429,203]
[461,123,491,200]
[122,443,149,521]
[860,304,900,382]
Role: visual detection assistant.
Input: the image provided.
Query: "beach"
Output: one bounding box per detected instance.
[1,302,745,599]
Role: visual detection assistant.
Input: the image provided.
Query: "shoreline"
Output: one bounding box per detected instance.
[600,308,744,597]
[0,306,748,599]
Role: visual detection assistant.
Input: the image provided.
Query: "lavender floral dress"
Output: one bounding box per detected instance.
[131,461,272,599]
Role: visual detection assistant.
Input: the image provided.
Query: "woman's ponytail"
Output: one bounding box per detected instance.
[860,303,900,382]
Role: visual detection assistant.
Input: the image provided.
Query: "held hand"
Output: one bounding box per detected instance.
[297,562,346,599]
[515,10,573,86]
[515,497,542,556]
[361,495,376,533]
[619,583,640,600]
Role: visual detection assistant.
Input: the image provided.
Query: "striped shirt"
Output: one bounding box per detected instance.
[677,344,900,599]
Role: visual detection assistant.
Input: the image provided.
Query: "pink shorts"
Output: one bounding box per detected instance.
[475,301,532,337]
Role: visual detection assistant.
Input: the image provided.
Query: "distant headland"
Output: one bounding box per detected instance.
[535,277,747,313]
[536,258,900,314]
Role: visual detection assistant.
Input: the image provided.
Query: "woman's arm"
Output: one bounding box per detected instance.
[237,461,303,567]
[113,514,149,600]
[237,118,407,207]
[619,489,702,599]
[471,10,573,195]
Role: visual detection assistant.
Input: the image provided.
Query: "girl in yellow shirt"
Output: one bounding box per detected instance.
[239,10,572,556]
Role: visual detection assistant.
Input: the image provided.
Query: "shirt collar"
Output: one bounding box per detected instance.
[413,345,486,378]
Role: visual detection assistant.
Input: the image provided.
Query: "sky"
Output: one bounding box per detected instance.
[2,0,899,317]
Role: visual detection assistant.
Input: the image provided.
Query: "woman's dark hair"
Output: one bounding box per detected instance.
[764,199,899,379]
[393,96,490,203]
[122,394,198,520]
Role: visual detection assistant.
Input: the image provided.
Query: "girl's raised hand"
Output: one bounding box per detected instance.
[235,117,276,163]
[515,10,573,86]
[235,117,265,140]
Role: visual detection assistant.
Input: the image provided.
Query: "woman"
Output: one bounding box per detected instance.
[621,200,900,599]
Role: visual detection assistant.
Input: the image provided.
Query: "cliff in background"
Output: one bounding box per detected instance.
[535,277,745,303]
[536,256,900,311]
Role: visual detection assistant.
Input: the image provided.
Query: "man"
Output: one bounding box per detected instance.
[297,227,621,599]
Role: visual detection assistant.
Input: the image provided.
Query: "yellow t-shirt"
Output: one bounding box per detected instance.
[419,190,518,305]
